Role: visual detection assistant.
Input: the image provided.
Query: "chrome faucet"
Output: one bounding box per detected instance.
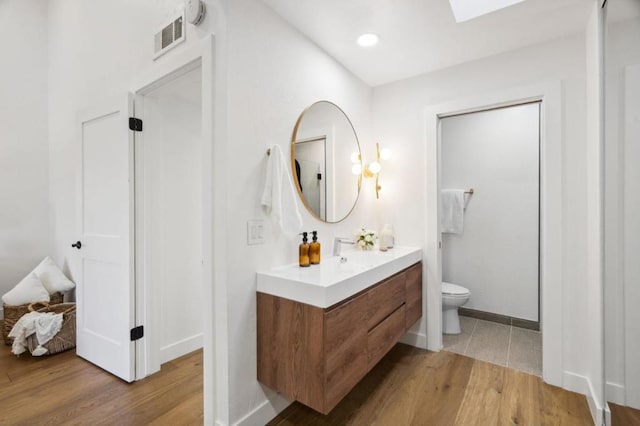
[333,237,356,256]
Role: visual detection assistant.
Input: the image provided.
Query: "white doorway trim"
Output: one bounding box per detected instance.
[423,81,563,387]
[129,35,223,424]
[134,60,203,376]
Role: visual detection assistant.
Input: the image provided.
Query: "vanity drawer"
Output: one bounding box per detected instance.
[367,304,406,371]
[324,293,368,412]
[405,262,423,329]
[367,272,406,330]
[257,260,423,415]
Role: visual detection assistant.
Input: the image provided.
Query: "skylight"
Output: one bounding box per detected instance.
[448,0,526,23]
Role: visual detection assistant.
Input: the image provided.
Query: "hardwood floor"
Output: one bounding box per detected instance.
[0,340,203,425]
[610,402,640,426]
[3,333,639,426]
[268,343,594,425]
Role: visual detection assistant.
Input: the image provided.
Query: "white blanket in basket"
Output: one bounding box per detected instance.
[9,311,63,356]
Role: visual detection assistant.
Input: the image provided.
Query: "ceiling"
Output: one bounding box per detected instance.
[261,0,593,87]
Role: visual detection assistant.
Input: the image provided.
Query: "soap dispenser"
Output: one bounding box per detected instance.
[310,231,321,265]
[299,232,310,267]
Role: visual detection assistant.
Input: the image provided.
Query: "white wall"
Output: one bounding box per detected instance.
[38,0,614,423]
[441,104,540,321]
[604,14,640,408]
[45,0,222,422]
[621,62,640,411]
[46,0,373,424]
[224,1,373,423]
[0,0,50,314]
[47,0,216,270]
[372,33,592,385]
[142,68,204,364]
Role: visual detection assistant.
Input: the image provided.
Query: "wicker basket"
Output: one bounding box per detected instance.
[25,302,76,355]
[2,292,64,345]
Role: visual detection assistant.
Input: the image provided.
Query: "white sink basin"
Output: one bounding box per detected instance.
[257,246,422,308]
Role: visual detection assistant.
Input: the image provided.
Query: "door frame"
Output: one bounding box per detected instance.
[134,59,204,375]
[129,35,223,424]
[423,81,563,387]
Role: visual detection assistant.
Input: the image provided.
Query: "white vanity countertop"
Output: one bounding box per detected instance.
[256,246,422,308]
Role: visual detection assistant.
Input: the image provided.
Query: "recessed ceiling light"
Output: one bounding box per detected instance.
[357,33,379,47]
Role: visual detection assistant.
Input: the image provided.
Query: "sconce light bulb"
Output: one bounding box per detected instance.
[351,164,362,175]
[368,161,381,174]
[380,148,392,160]
[350,152,361,163]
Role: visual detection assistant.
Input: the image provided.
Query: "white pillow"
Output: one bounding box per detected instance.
[2,272,51,306]
[33,256,75,294]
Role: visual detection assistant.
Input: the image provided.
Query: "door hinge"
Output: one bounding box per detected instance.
[439,241,442,249]
[130,325,144,341]
[129,117,143,132]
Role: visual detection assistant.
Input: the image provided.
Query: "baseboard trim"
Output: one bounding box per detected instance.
[231,397,291,426]
[399,330,428,349]
[459,308,539,331]
[564,371,603,425]
[160,333,203,364]
[606,382,625,406]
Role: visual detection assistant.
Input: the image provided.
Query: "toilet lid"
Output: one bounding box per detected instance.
[442,282,470,295]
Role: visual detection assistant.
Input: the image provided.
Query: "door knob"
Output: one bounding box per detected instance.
[71,241,82,249]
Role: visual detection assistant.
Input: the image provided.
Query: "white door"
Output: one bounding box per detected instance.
[75,94,136,382]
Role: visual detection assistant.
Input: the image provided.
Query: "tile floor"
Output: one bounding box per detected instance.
[442,315,542,376]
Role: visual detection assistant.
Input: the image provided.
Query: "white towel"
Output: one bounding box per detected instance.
[441,189,465,234]
[9,311,63,356]
[261,145,303,237]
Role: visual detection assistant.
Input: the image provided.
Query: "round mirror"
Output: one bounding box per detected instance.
[291,101,362,223]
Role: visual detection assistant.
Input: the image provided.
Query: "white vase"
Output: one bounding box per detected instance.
[379,224,395,249]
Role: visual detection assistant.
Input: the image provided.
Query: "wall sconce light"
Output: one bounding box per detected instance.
[350,152,362,175]
[351,152,363,191]
[363,143,390,199]
[351,145,390,198]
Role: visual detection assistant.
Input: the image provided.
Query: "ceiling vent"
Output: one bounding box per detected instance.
[154,14,185,60]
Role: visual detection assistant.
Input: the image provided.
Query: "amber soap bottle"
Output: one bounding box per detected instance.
[310,231,321,265]
[299,232,310,267]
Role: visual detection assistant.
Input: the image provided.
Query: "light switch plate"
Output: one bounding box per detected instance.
[247,220,265,245]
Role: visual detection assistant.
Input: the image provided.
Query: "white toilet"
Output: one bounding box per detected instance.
[442,282,471,334]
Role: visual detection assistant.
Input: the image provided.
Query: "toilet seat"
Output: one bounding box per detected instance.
[442,282,470,296]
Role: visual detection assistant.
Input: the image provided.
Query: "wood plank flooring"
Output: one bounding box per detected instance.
[2,330,640,426]
[268,343,594,425]
[610,402,640,426]
[0,340,203,425]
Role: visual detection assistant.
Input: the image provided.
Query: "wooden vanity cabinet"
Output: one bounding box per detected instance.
[257,261,423,414]
[405,261,423,329]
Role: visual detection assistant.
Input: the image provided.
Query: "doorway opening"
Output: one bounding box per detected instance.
[439,102,541,377]
[134,63,204,376]
[293,136,327,219]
